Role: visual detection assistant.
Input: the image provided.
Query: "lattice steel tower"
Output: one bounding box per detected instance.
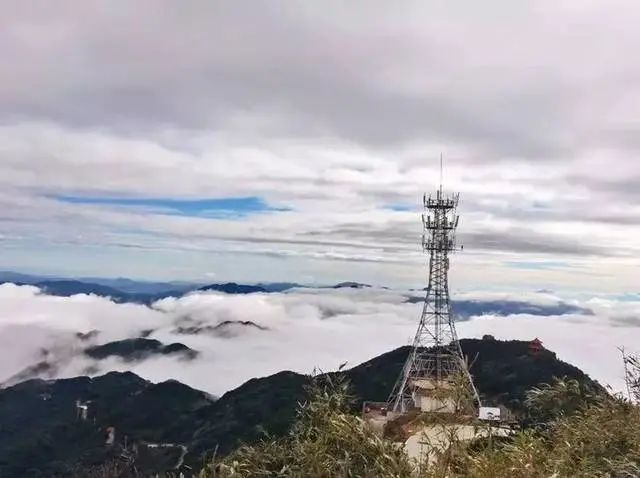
[388,178,479,414]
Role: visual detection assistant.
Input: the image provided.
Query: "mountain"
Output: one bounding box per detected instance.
[332,281,372,289]
[1,360,59,388]
[0,275,309,305]
[0,372,212,477]
[0,274,301,300]
[76,277,199,294]
[0,271,59,284]
[1,339,199,389]
[0,278,186,305]
[0,272,194,294]
[255,282,302,292]
[404,296,594,319]
[174,320,268,338]
[34,280,130,300]
[0,338,602,476]
[198,282,268,294]
[186,338,603,465]
[84,338,199,361]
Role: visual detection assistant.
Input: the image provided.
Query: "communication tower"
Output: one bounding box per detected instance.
[388,161,479,414]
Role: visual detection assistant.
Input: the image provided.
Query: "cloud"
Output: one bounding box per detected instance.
[3,4,639,417]
[1,1,638,156]
[0,2,639,287]
[0,283,637,397]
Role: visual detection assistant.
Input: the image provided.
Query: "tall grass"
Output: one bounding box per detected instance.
[201,376,640,478]
[199,375,414,477]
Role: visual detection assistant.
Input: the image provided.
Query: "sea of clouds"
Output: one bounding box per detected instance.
[0,283,638,397]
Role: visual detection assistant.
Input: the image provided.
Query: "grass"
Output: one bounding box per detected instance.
[199,376,640,478]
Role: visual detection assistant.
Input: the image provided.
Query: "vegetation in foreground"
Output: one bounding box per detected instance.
[200,375,413,478]
[3,339,599,477]
[198,375,640,478]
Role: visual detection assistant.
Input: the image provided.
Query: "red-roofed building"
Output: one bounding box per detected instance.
[529,338,543,355]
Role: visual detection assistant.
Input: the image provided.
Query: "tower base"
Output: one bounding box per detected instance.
[411,378,457,413]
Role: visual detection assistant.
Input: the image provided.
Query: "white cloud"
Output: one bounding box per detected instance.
[0,2,639,287]
[0,284,637,397]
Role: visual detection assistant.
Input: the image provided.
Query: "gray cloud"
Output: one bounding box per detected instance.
[461,230,611,257]
[0,1,637,157]
[0,1,639,287]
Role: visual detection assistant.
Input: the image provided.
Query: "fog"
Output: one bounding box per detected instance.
[0,283,637,396]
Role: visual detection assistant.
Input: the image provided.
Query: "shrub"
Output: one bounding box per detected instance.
[199,375,415,477]
[201,377,640,478]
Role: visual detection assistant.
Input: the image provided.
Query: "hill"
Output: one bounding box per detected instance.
[84,338,199,361]
[0,338,602,476]
[332,281,372,289]
[35,280,130,300]
[1,279,185,304]
[0,372,212,477]
[197,282,268,294]
[0,276,285,303]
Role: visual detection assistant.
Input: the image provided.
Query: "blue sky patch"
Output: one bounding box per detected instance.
[52,195,291,219]
[385,203,416,212]
[505,260,571,270]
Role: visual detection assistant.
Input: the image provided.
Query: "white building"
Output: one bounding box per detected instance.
[410,379,457,413]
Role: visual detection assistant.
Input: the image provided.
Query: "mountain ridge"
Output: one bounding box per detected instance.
[0,275,595,319]
[0,338,602,476]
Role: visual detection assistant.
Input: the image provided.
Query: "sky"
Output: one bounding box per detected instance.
[1,1,639,293]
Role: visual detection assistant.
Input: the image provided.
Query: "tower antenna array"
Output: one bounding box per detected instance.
[388,157,479,413]
[440,152,443,194]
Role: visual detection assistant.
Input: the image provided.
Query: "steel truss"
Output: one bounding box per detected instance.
[388,188,480,413]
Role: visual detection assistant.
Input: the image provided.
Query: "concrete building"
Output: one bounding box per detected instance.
[411,379,457,413]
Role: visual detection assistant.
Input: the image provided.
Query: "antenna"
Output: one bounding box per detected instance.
[439,153,443,195]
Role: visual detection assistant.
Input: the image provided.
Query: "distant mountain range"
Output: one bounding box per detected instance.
[198,282,268,294]
[4,279,185,304]
[405,295,594,319]
[0,272,379,296]
[332,281,372,289]
[0,273,296,304]
[0,271,198,294]
[0,338,603,476]
[0,272,596,318]
[0,272,380,301]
